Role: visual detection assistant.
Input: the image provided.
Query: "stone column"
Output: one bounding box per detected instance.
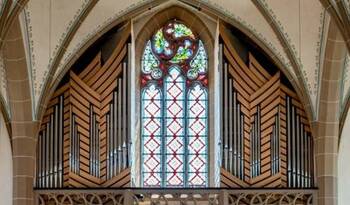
[316,19,347,205]
[3,18,37,205]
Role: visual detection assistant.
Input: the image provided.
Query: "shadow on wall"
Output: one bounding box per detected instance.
[0,112,12,205]
[339,113,350,205]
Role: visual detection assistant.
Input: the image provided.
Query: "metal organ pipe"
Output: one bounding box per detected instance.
[113,91,117,177]
[118,78,122,174]
[58,96,63,187]
[221,60,245,180]
[46,124,49,187]
[286,96,291,187]
[250,105,261,178]
[301,118,304,186]
[237,103,241,180]
[228,78,233,173]
[36,52,130,188]
[285,96,314,188]
[36,95,64,188]
[71,114,80,175]
[219,44,224,170]
[218,46,314,189]
[89,104,100,178]
[296,115,300,187]
[54,105,58,187]
[251,118,255,178]
[105,63,129,179]
[50,114,54,187]
[291,105,296,187]
[223,63,228,170]
[122,62,127,170]
[106,113,110,180]
[240,113,244,180]
[257,106,261,175]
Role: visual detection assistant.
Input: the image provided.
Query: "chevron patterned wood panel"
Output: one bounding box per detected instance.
[219,23,314,188]
[36,25,131,188]
[36,21,314,189]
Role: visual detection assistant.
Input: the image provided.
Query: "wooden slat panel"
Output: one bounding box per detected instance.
[220,22,313,188]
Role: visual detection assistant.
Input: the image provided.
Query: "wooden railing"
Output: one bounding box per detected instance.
[35,188,317,205]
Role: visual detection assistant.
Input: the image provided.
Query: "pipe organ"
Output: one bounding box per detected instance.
[35,22,314,190]
[36,27,131,188]
[219,25,314,188]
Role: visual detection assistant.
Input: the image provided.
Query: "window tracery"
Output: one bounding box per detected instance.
[141,21,208,187]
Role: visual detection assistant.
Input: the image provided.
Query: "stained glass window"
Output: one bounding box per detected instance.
[141,20,208,187]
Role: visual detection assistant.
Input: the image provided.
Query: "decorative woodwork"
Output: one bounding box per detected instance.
[219,24,314,188]
[36,26,131,188]
[35,22,314,190]
[35,188,316,205]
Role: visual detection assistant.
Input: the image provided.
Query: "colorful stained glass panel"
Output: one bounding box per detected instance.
[141,20,208,188]
[141,41,159,74]
[190,40,208,74]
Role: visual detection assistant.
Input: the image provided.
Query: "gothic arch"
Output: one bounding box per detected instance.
[36,1,315,132]
[133,5,216,187]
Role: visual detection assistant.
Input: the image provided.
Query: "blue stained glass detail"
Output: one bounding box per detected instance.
[170,40,194,63]
[153,29,172,56]
[141,41,159,74]
[190,40,208,74]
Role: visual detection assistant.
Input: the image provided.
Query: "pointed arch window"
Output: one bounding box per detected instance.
[141,21,208,187]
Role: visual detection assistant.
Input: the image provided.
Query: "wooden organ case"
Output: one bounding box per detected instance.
[35,22,315,190]
[219,24,314,188]
[36,26,131,188]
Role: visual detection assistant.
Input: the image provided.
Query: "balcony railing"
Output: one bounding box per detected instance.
[35,188,317,205]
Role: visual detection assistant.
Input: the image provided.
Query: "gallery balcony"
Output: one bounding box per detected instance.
[35,188,317,205]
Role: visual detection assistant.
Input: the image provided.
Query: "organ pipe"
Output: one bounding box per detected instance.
[106,65,129,180]
[36,95,64,188]
[219,47,314,188]
[285,96,314,188]
[36,31,131,188]
[219,32,314,188]
[221,60,245,180]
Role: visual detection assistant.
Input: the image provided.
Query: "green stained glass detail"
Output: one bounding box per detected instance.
[187,69,198,80]
[170,40,193,63]
[142,41,159,74]
[154,29,172,56]
[190,40,207,74]
[141,20,209,188]
[173,23,194,38]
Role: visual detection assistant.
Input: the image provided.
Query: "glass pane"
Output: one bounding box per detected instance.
[141,41,159,74]
[190,40,208,74]
[141,20,208,188]
[164,66,185,187]
[141,84,162,187]
[187,84,208,187]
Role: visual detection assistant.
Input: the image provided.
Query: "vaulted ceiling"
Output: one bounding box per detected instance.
[0,0,349,123]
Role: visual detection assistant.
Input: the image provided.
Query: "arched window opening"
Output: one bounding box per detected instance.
[140,21,209,188]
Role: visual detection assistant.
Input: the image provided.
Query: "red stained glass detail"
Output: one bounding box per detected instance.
[141,21,208,188]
